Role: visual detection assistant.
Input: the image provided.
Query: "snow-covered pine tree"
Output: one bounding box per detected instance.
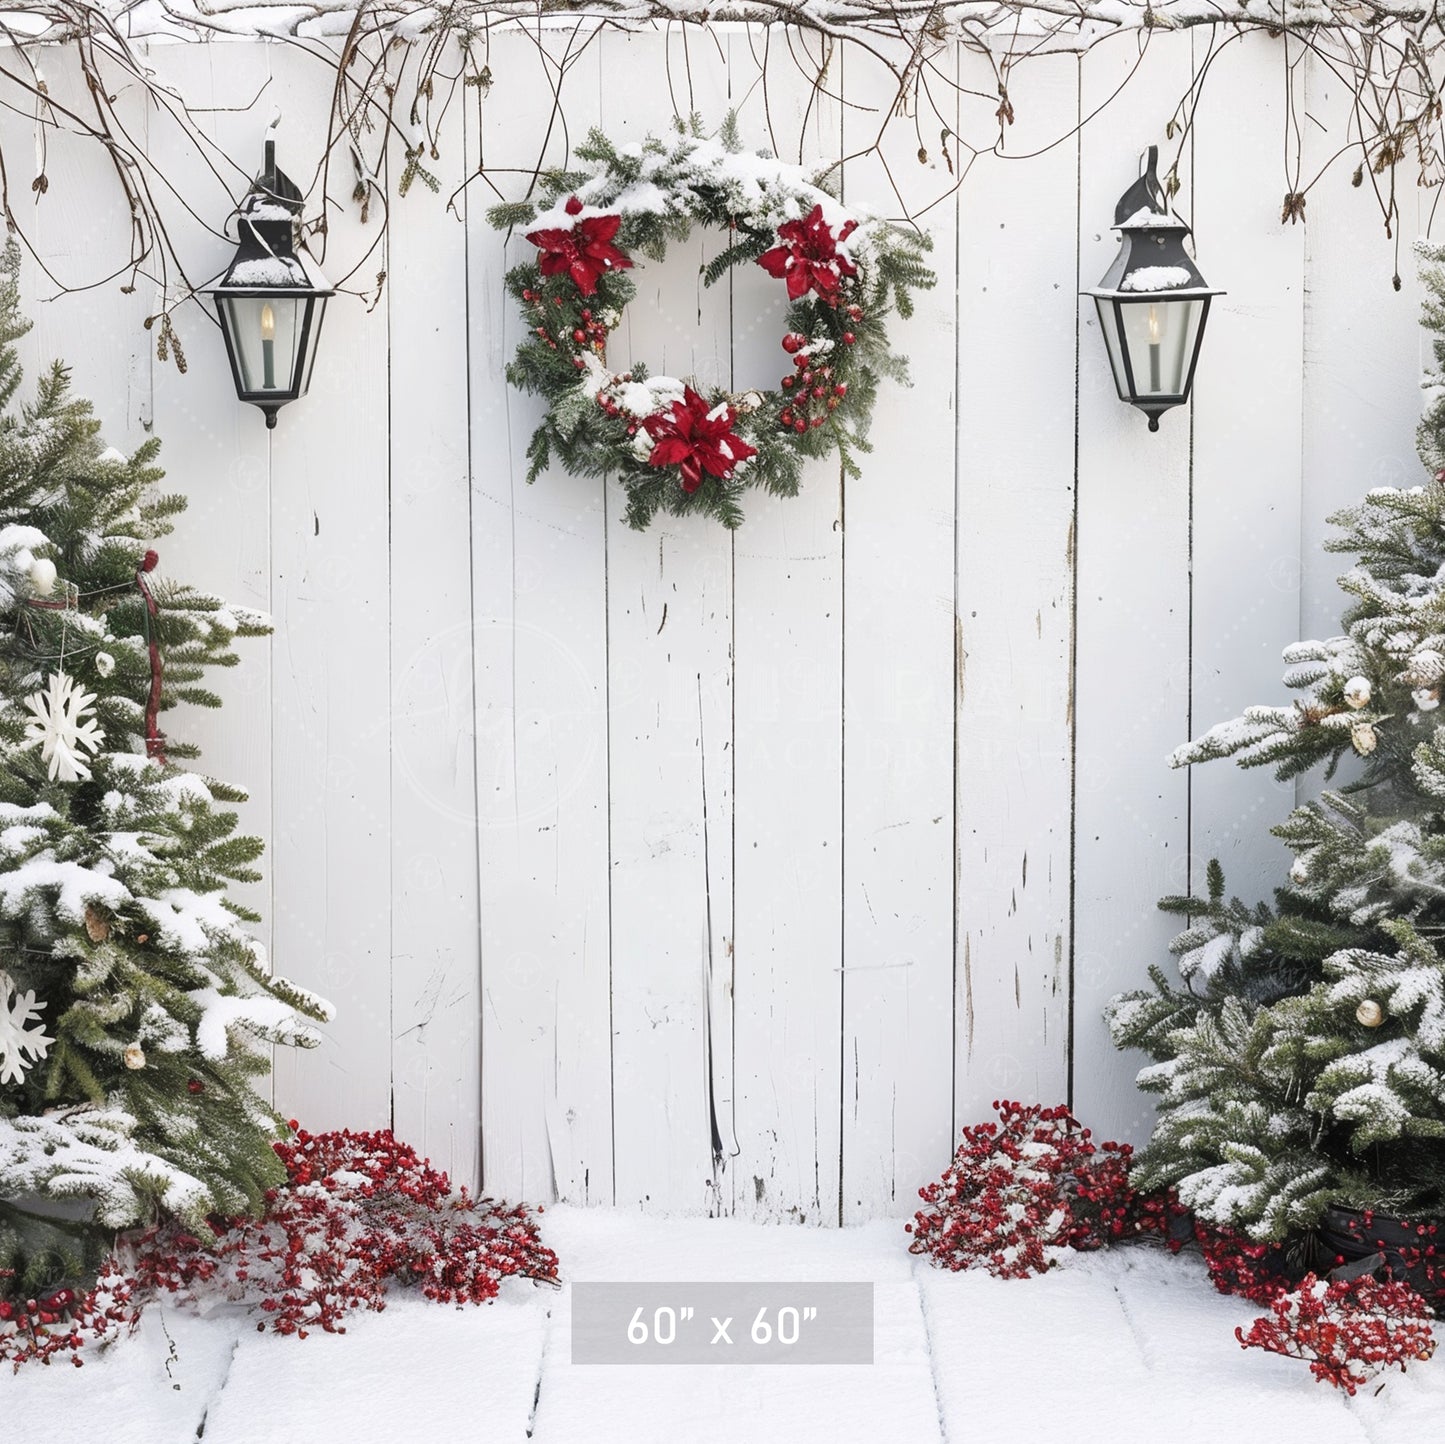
[1107,238,1445,1243]
[0,244,331,1303]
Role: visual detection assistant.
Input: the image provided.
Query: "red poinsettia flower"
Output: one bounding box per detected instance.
[756,203,859,304]
[526,195,633,297]
[641,388,758,493]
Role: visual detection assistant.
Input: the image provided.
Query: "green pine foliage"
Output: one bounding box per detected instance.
[0,243,331,1304]
[487,113,934,530]
[1108,238,1445,1241]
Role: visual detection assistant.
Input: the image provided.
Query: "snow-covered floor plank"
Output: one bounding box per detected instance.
[8,1208,1443,1444]
[527,1207,944,1444]
[4,1306,242,1443]
[198,1289,551,1444]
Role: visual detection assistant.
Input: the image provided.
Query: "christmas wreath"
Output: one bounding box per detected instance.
[487,117,935,530]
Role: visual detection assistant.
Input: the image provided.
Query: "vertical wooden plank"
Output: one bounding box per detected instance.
[471,25,613,1204]
[1299,51,1423,643]
[388,44,480,1185]
[728,30,845,1224]
[13,45,151,449]
[839,42,959,1221]
[954,50,1076,1127]
[267,41,393,1135]
[142,41,274,949]
[1072,32,1195,1144]
[602,26,738,1214]
[1187,33,1304,903]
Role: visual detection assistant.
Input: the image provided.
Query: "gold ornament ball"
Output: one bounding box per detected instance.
[1351,722,1378,756]
[1355,999,1385,1028]
[1343,676,1373,709]
[123,1043,146,1070]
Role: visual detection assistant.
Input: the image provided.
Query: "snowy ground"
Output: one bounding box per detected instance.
[8,1206,1443,1444]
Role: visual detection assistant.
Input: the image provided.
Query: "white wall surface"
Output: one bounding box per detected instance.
[4,26,1425,1220]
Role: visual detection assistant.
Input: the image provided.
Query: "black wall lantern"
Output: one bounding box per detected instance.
[208,141,333,429]
[1084,147,1221,431]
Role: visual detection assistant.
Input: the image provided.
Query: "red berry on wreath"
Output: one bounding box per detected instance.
[843,332,856,345]
[811,417,825,428]
[581,309,592,321]
[781,410,794,426]
[781,333,804,354]
[572,329,585,343]
[782,376,794,389]
[187,1079,204,1094]
[835,383,847,396]
[812,386,826,399]
[793,420,806,434]
[565,195,584,216]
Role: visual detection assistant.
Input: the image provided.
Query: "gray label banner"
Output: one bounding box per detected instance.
[571,1281,874,1365]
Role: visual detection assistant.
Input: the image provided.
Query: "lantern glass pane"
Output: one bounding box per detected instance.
[1094,298,1131,400]
[218,295,303,397]
[299,297,328,398]
[1116,296,1204,398]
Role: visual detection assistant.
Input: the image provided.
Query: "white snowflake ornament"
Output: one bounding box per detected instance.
[0,969,53,1085]
[21,671,104,782]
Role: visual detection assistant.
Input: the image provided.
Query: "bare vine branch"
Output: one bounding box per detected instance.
[0,0,1433,368]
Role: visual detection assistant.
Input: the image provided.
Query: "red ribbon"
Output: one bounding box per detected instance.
[135,549,167,766]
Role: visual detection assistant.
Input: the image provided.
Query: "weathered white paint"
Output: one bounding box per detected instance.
[2,27,1426,1220]
[954,47,1077,1139]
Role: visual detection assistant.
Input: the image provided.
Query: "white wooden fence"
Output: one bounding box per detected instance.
[5,27,1426,1222]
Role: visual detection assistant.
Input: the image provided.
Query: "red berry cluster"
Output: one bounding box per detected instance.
[1236,1273,1436,1393]
[1194,1223,1292,1305]
[128,1126,559,1339]
[1326,1208,1443,1309]
[594,372,641,434]
[0,1262,137,1371]
[778,332,847,436]
[907,1101,1172,1279]
[0,1125,559,1370]
[521,286,611,371]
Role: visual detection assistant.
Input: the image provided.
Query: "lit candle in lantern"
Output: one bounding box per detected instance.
[1147,303,1162,392]
[261,302,276,390]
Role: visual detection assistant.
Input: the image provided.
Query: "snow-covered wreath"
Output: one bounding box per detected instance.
[488,117,935,530]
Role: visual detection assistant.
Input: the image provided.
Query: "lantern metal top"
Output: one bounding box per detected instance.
[1084,146,1219,302]
[210,140,332,297]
